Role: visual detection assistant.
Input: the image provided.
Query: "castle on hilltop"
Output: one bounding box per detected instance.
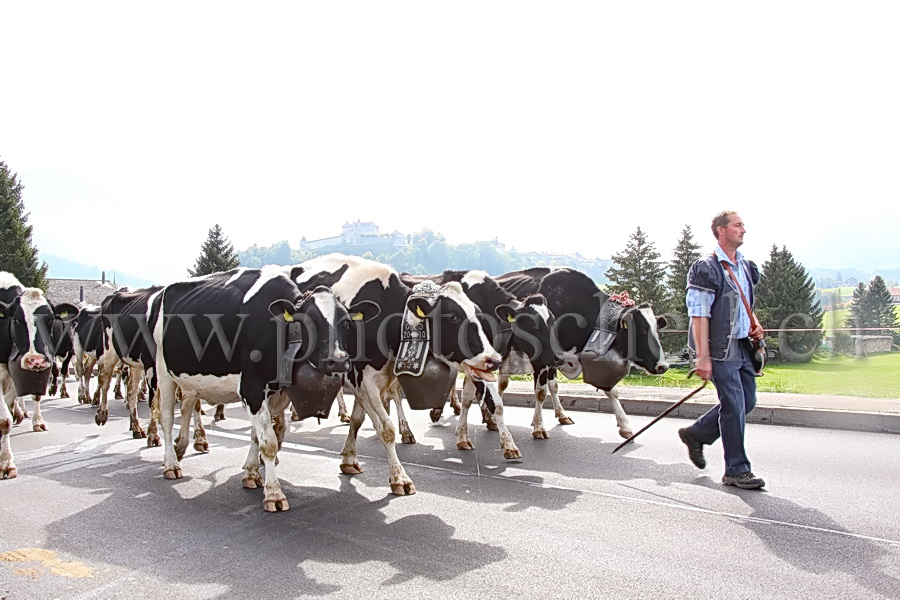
[299,220,407,251]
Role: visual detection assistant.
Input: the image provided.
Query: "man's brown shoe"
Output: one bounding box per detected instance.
[678,428,706,469]
[722,472,766,490]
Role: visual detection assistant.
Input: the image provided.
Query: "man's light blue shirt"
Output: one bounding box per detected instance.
[686,245,751,339]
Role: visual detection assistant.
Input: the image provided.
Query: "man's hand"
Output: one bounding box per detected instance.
[750,323,764,340]
[695,356,712,380]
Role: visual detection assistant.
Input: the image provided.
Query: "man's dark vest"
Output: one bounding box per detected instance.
[686,253,759,360]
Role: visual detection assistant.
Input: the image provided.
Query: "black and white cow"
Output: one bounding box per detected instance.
[94,286,164,439]
[288,254,502,495]
[46,313,75,399]
[400,270,565,458]
[153,266,370,512]
[0,272,76,477]
[495,267,669,439]
[72,304,103,405]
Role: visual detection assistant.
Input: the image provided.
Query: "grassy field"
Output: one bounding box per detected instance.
[611,352,900,397]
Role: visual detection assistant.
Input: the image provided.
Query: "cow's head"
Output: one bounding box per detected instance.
[270,286,379,376]
[406,282,502,382]
[495,294,565,371]
[615,302,669,375]
[4,289,76,371]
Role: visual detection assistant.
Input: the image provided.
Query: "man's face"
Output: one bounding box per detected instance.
[718,213,746,248]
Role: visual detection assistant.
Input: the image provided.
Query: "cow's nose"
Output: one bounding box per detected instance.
[551,353,566,368]
[25,355,49,370]
[656,363,669,374]
[484,356,501,371]
[323,357,351,374]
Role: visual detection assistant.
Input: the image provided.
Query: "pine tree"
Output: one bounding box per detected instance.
[845,282,871,331]
[755,245,823,362]
[605,227,667,307]
[0,159,49,290]
[666,225,701,316]
[188,224,240,277]
[865,276,897,330]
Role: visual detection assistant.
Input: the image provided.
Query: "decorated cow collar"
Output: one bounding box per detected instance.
[394,280,441,377]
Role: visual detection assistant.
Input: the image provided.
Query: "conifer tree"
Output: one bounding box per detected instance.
[605,227,667,307]
[0,159,48,290]
[845,282,871,331]
[755,245,823,362]
[188,224,240,277]
[865,276,897,330]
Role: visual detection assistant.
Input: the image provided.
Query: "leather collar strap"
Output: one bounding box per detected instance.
[721,260,762,336]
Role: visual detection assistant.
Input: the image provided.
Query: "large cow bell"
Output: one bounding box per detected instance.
[398,355,457,410]
[579,346,630,392]
[281,361,343,421]
[7,358,52,396]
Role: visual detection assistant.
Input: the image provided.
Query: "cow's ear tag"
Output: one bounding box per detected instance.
[284,310,294,322]
[351,312,364,321]
[415,306,426,318]
[60,311,68,318]
[622,320,628,330]
[0,312,4,318]
[507,314,515,323]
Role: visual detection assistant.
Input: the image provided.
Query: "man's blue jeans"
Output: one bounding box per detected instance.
[686,339,757,476]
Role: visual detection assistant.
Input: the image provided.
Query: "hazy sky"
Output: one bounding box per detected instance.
[4,2,899,285]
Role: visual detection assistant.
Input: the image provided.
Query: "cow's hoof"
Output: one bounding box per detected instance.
[340,463,363,475]
[114,391,124,400]
[194,440,209,453]
[504,448,523,460]
[147,434,161,447]
[95,411,108,426]
[532,430,549,440]
[60,390,70,399]
[132,429,146,439]
[619,428,633,439]
[456,440,474,451]
[214,414,226,422]
[390,481,416,496]
[242,476,263,489]
[263,497,289,512]
[559,417,575,425]
[339,414,351,424]
[163,467,183,480]
[290,412,300,422]
[485,422,499,432]
[49,387,58,397]
[13,413,24,426]
[401,433,416,445]
[33,423,47,432]
[2,467,18,479]
[452,406,461,416]
[429,408,443,423]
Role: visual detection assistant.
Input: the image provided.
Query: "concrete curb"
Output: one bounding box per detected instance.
[499,391,900,435]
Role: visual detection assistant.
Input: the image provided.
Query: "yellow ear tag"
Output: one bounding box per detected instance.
[60,311,68,318]
[622,320,628,330]
[415,306,426,318]
[507,314,516,323]
[284,310,294,322]
[351,312,364,321]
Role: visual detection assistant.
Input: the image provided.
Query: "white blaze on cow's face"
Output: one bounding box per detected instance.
[429,282,501,382]
[11,289,53,371]
[311,288,349,363]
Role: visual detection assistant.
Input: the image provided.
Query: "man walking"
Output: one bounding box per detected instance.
[678,211,766,490]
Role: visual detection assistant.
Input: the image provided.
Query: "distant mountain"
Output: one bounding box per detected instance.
[41,253,155,289]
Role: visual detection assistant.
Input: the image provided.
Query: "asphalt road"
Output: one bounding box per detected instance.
[2,392,899,600]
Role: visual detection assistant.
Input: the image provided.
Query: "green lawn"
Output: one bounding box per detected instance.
[613,352,900,397]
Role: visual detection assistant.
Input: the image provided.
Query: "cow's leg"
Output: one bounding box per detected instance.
[449,388,461,415]
[12,396,26,424]
[532,378,550,439]
[158,374,183,479]
[485,382,521,459]
[335,388,351,423]
[429,387,454,423]
[339,396,366,474]
[173,391,199,461]
[605,386,633,439]
[548,376,575,425]
[113,363,125,400]
[94,351,117,425]
[345,378,415,496]
[214,404,226,421]
[78,355,95,404]
[58,354,72,399]
[392,396,416,445]
[146,388,161,447]
[192,400,208,452]
[127,366,146,439]
[1,377,18,479]
[30,395,47,431]
[48,361,59,397]
[138,376,147,401]
[242,424,264,489]
[246,401,288,512]
[456,377,476,451]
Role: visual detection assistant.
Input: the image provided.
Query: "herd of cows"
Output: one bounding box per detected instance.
[0,254,669,512]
